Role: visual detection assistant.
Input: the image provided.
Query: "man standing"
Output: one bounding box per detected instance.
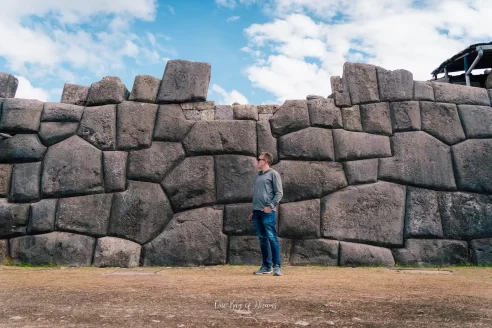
[248,152,284,276]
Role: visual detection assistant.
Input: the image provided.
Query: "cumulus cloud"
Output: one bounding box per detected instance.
[211,84,249,105]
[14,76,50,101]
[227,16,241,22]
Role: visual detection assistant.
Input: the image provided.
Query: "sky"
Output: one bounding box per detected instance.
[0,0,491,105]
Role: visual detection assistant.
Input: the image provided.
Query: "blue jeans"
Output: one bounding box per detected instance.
[253,210,282,268]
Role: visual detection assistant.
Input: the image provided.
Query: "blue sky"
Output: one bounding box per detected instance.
[0,0,491,105]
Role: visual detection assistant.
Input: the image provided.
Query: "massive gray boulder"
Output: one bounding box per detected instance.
[0,99,43,133]
[116,101,158,150]
[392,239,469,267]
[457,105,492,138]
[470,238,492,265]
[109,181,174,244]
[143,207,227,266]
[256,121,278,164]
[60,83,89,106]
[405,187,443,238]
[93,237,141,268]
[0,164,12,197]
[41,103,84,122]
[227,235,292,265]
[269,100,310,137]
[342,63,379,104]
[339,242,395,267]
[28,199,57,234]
[0,201,30,238]
[376,67,413,102]
[9,232,95,266]
[360,102,392,135]
[321,182,406,247]
[379,132,456,190]
[157,60,211,103]
[41,136,103,197]
[332,129,391,161]
[39,122,79,146]
[103,151,127,192]
[433,82,490,105]
[390,101,421,132]
[153,104,194,142]
[308,98,343,128]
[273,160,347,203]
[9,162,41,202]
[452,139,492,193]
[0,134,47,163]
[420,102,465,145]
[223,203,257,236]
[162,156,216,211]
[56,194,113,237]
[413,81,435,101]
[129,75,161,103]
[0,73,18,98]
[86,76,129,106]
[343,159,378,185]
[341,106,362,131]
[278,199,320,239]
[278,127,334,161]
[77,105,116,150]
[183,120,256,156]
[290,239,339,266]
[215,155,257,203]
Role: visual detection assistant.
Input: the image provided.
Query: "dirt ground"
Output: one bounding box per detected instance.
[0,265,491,328]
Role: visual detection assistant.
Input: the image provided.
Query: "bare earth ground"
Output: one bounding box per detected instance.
[0,265,491,328]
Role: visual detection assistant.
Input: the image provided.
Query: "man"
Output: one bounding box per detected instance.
[248,152,283,276]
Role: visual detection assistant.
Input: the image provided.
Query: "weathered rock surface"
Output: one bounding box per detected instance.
[269,100,310,137]
[413,81,435,101]
[0,99,43,133]
[0,73,18,98]
[333,129,391,161]
[290,239,338,266]
[340,242,395,267]
[93,237,141,268]
[392,239,469,267]
[376,68,413,102]
[41,136,103,197]
[227,235,292,265]
[257,121,278,164]
[215,105,233,120]
[9,162,41,202]
[279,199,320,239]
[61,83,89,106]
[420,102,465,145]
[41,103,84,122]
[109,181,174,244]
[116,101,158,150]
[183,121,256,156]
[39,122,79,146]
[343,63,379,105]
[322,182,406,247]
[343,159,378,185]
[162,156,216,211]
[433,82,490,105]
[56,194,113,237]
[360,102,392,135]
[77,105,116,150]
[405,187,443,238]
[390,101,421,132]
[233,104,258,120]
[9,232,95,266]
[0,239,8,263]
[457,105,492,138]
[103,151,127,192]
[157,60,211,104]
[273,161,347,203]
[333,91,352,108]
[0,134,46,163]
[279,127,334,161]
[86,77,129,106]
[0,201,29,237]
[330,76,343,93]
[129,75,161,103]
[452,139,492,193]
[308,98,343,128]
[470,238,492,265]
[224,203,257,236]
[28,199,57,234]
[341,106,362,131]
[153,104,194,142]
[379,132,456,190]
[0,164,12,197]
[143,207,227,266]
[215,155,257,203]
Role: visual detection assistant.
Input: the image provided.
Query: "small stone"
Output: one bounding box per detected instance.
[116,101,158,150]
[306,94,325,100]
[333,91,352,107]
[290,239,339,266]
[93,237,141,268]
[279,199,320,239]
[278,127,334,161]
[182,109,215,121]
[360,102,392,135]
[86,76,129,106]
[77,105,116,150]
[215,105,233,120]
[0,73,19,98]
[343,159,378,185]
[390,101,421,132]
[340,242,395,267]
[28,199,57,233]
[308,98,343,129]
[330,76,343,93]
[342,63,379,105]
[180,101,215,110]
[61,83,89,106]
[41,102,84,122]
[233,104,258,120]
[39,122,79,146]
[9,162,41,202]
[103,151,127,192]
[341,106,362,131]
[0,99,44,133]
[0,134,47,163]
[153,104,194,142]
[269,100,310,137]
[0,164,12,197]
[421,102,465,145]
[257,104,280,115]
[413,81,435,101]
[376,67,413,102]
[129,75,161,103]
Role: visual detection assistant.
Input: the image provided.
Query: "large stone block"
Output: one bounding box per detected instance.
[340,242,395,267]
[413,81,435,101]
[405,187,443,238]
[257,121,278,164]
[0,99,43,133]
[379,132,456,190]
[41,103,84,122]
[341,106,362,131]
[279,199,320,239]
[153,104,194,142]
[333,91,352,108]
[9,232,95,266]
[0,164,12,197]
[9,162,41,202]
[457,105,492,138]
[227,235,292,265]
[269,100,310,137]
[128,142,185,183]
[60,83,89,106]
[390,101,421,132]
[376,67,413,102]
[279,127,334,161]
[77,105,116,150]
[470,238,492,265]
[116,101,158,150]
[0,201,29,238]
[39,122,79,146]
[233,104,258,120]
[273,161,347,203]
[215,155,257,203]
[308,98,343,129]
[56,194,113,237]
[0,134,47,163]
[93,237,141,268]
[224,203,256,236]
[86,77,129,106]
[109,181,174,244]
[360,102,392,135]
[452,139,492,193]
[129,75,161,103]
[143,207,227,266]
[183,121,256,156]
[157,60,211,104]
[162,156,216,211]
[27,199,57,234]
[392,239,469,267]
[333,129,391,161]
[438,192,492,240]
[290,239,338,266]
[0,73,18,98]
[421,102,465,145]
[433,82,490,105]
[342,62,380,105]
[103,151,127,192]
[215,105,233,120]
[41,136,103,197]
[343,159,378,185]
[321,182,406,247]
[0,239,8,263]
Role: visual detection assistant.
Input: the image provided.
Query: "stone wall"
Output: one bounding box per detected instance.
[1,60,492,268]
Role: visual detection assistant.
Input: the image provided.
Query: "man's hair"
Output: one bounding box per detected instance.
[260,152,273,165]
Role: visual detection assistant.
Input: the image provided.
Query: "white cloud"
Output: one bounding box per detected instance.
[168,5,175,15]
[14,76,50,101]
[227,16,241,22]
[211,84,249,105]
[216,0,256,9]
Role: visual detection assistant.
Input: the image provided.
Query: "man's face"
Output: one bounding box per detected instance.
[256,155,267,170]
